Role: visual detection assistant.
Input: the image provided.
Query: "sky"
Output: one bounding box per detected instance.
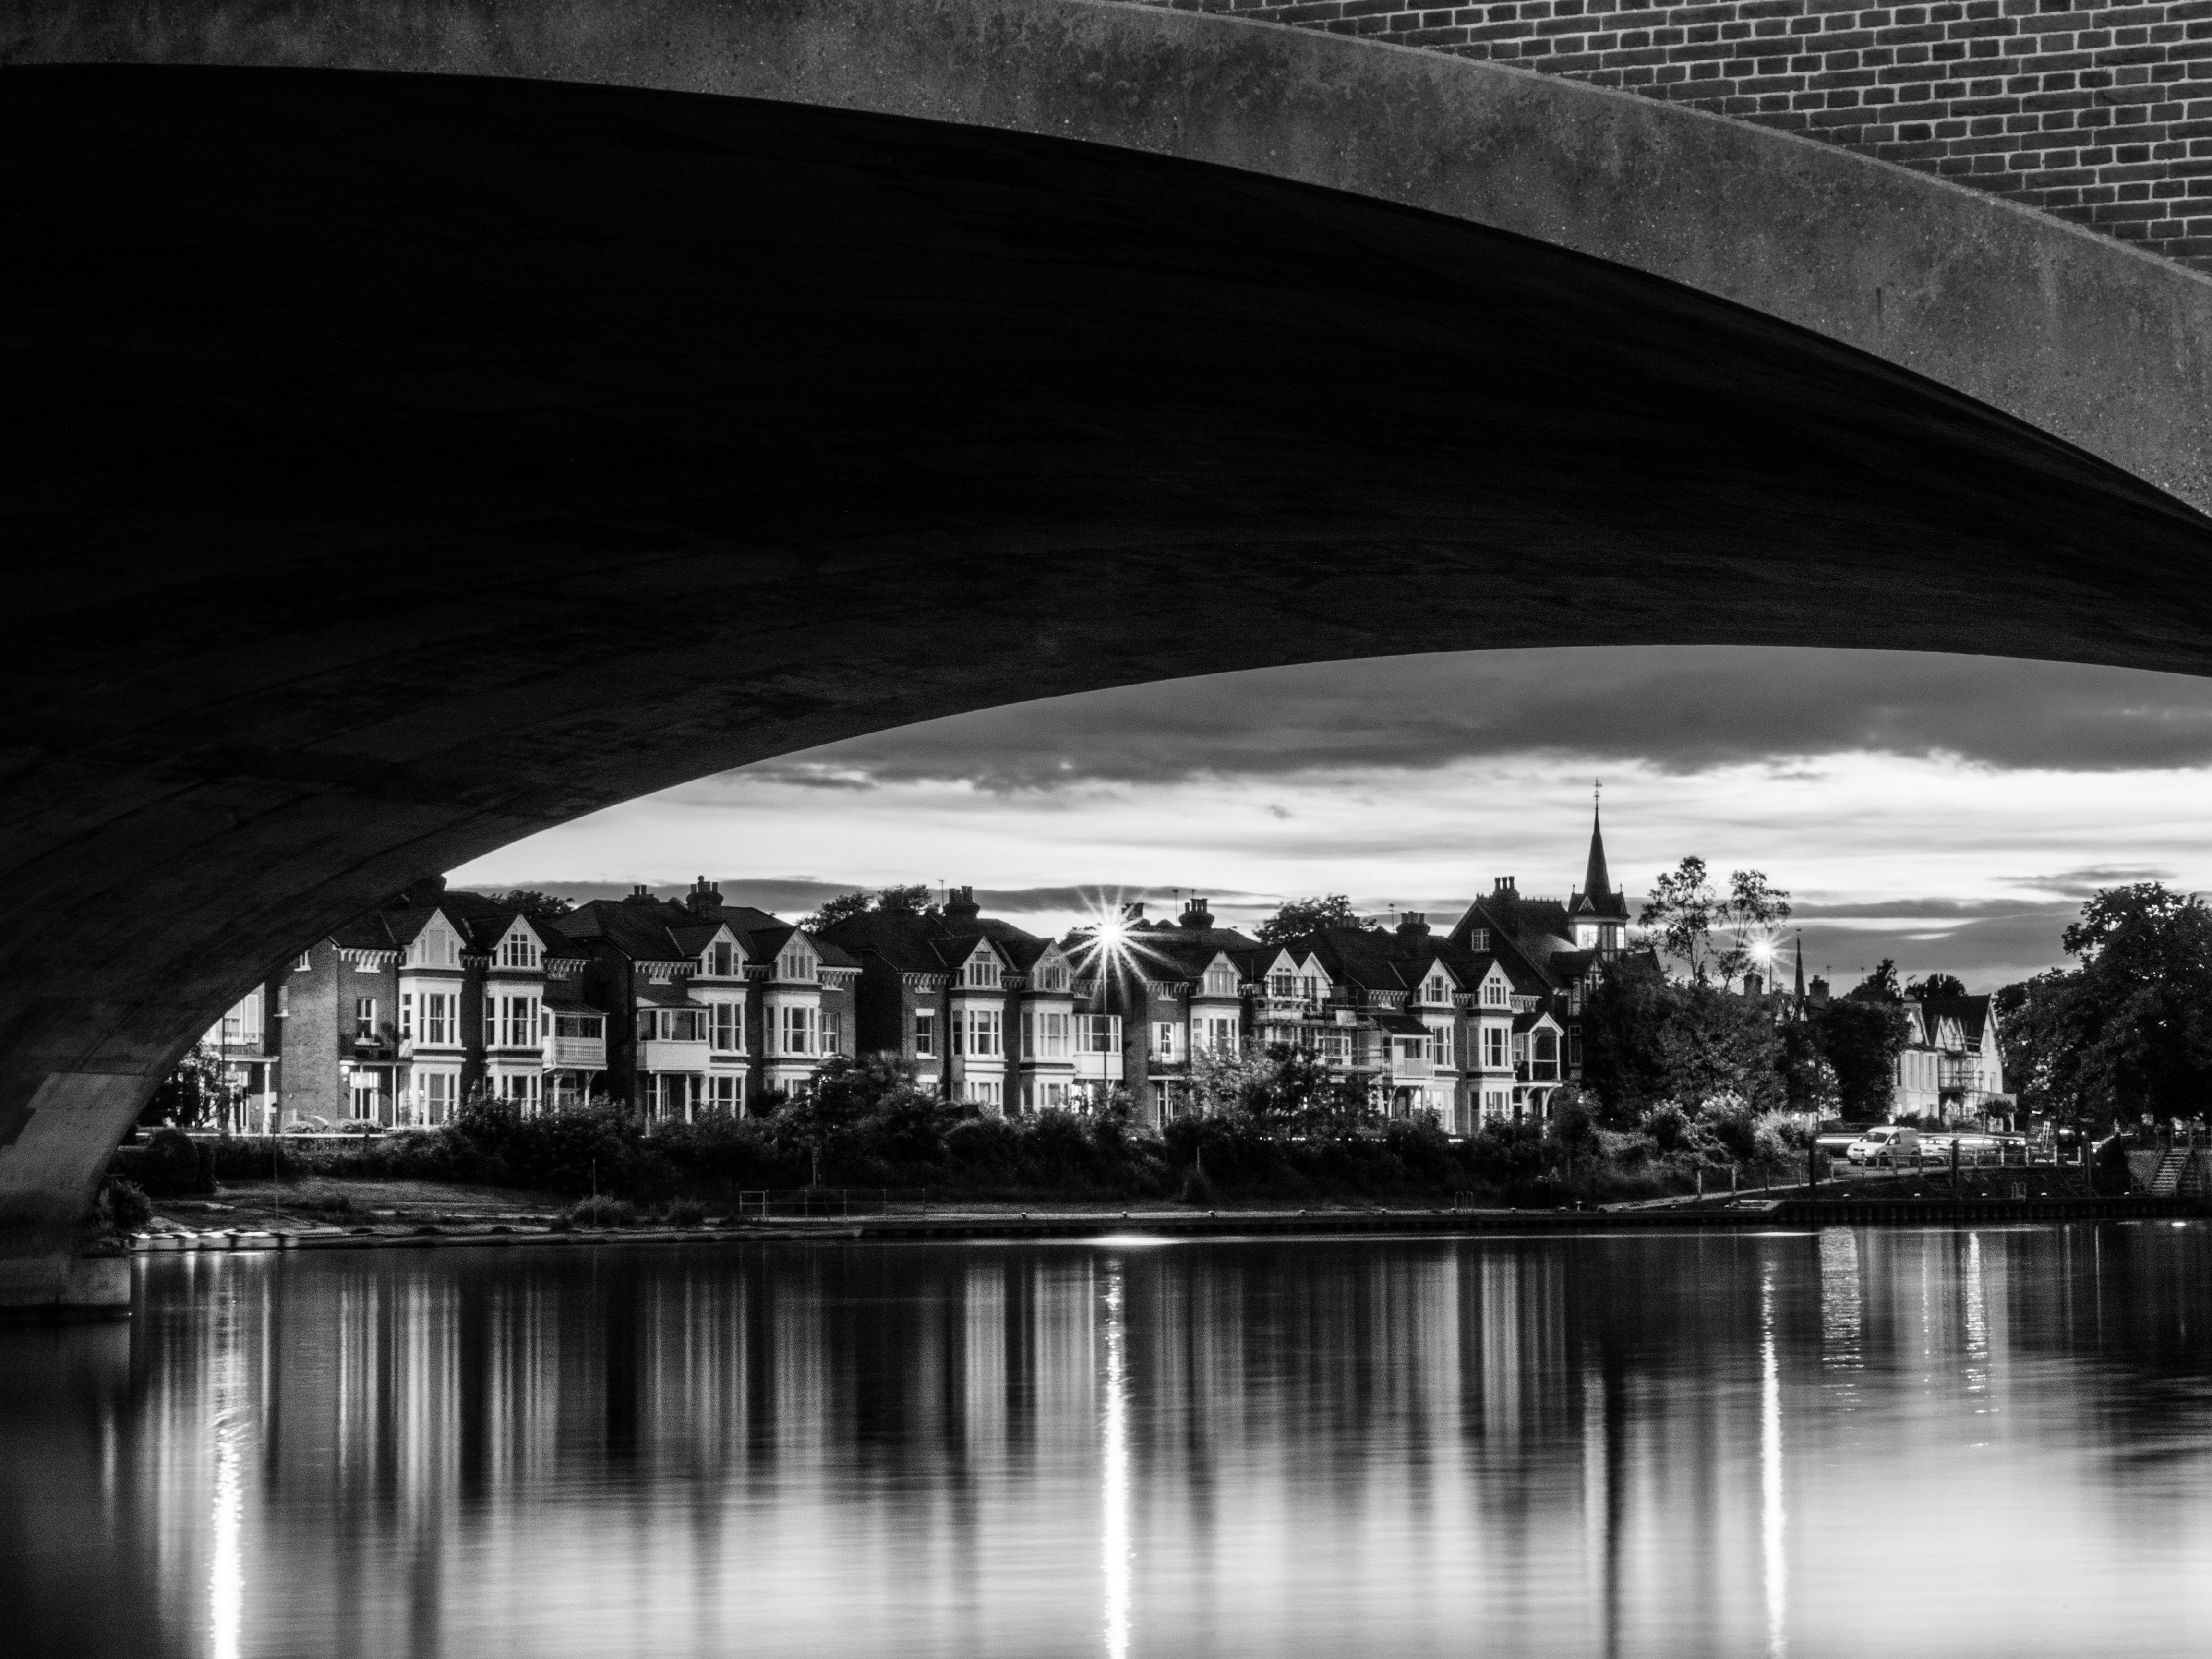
[447,645,2212,992]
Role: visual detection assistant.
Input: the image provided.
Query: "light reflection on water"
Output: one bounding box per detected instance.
[4,1226,2211,1659]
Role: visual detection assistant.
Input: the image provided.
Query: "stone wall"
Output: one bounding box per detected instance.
[1135,0,2212,269]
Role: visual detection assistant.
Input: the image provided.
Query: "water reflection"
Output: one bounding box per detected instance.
[4,1225,2212,1659]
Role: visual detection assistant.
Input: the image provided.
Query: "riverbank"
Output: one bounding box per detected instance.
[134,1186,2200,1252]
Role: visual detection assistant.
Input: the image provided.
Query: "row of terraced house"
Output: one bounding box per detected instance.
[201,813,1663,1136]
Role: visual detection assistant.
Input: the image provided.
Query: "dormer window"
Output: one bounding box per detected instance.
[781,948,815,982]
[1270,972,1297,998]
[499,930,539,970]
[1482,977,1508,1008]
[1425,976,1449,1004]
[1204,964,1237,997]
[415,924,459,968]
[1035,959,1068,992]
[708,940,736,977]
[965,952,998,989]
[1467,928,1490,951]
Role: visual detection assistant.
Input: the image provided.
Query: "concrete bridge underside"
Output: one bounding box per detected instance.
[5,0,2212,1308]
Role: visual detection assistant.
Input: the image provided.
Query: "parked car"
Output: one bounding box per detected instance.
[1846,1125,1922,1166]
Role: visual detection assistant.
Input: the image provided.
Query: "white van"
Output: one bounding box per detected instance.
[1846,1125,1922,1166]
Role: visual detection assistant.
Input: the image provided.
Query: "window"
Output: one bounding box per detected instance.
[1426,976,1450,1004]
[706,1074,743,1112]
[354,998,377,1042]
[1079,1015,1118,1052]
[966,952,999,988]
[1204,964,1237,997]
[400,993,414,1040]
[1270,972,1297,998]
[1468,929,1490,951]
[500,930,539,969]
[964,1078,1001,1108]
[1022,1013,1034,1059]
[420,993,454,1046]
[493,1071,541,1107]
[1482,978,1508,1008]
[416,926,459,967]
[423,1070,457,1122]
[779,1004,816,1056]
[708,940,736,976]
[914,1011,936,1058]
[670,1009,705,1043]
[821,1010,843,1056]
[1568,1032,1584,1069]
[780,949,814,982]
[1154,1022,1179,1061]
[496,995,538,1047]
[1041,1011,1069,1058]
[276,984,289,1019]
[710,1000,740,1053]
[1433,1025,1455,1067]
[1200,1016,1238,1053]
[1035,959,1068,992]
[964,1008,1002,1057]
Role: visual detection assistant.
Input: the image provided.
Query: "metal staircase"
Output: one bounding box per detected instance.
[2147,1148,2192,1198]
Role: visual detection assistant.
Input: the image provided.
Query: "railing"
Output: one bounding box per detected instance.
[544,1036,607,1069]
[735,1189,929,1220]
[1073,1051,1123,1081]
[638,1038,711,1071]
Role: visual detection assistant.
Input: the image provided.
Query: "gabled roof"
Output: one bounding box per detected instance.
[816,907,1038,979]
[1911,994,1995,1049]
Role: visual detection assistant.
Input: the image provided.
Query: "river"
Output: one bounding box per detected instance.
[3,1224,2207,1658]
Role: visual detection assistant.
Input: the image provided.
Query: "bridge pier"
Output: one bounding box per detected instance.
[0,1070,155,1318]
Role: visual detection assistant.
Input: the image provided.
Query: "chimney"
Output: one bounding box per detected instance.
[622,883,658,906]
[1494,877,1516,893]
[1396,911,1430,938]
[1178,896,1216,929]
[684,876,722,916]
[945,885,981,922]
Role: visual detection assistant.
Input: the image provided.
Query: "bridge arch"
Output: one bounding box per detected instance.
[4,0,2212,1304]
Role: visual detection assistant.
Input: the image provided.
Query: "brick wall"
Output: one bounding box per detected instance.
[1135,0,2212,269]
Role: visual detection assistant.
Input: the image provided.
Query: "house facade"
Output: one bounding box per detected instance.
[1893,995,2007,1123]
[822,887,1100,1114]
[556,880,859,1121]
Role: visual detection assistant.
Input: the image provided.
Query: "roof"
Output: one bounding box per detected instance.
[816,907,1040,979]
[1911,994,1995,1049]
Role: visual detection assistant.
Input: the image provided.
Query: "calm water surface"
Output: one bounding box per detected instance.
[4,1225,2209,1659]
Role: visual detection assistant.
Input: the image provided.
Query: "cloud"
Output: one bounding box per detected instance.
[733,646,2212,793]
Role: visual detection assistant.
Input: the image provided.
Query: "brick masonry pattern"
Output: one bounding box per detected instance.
[1129,0,2212,270]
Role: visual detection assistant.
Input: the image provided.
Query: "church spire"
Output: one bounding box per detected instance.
[1582,786,1613,906]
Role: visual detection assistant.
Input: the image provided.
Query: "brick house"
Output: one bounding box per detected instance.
[821,887,1096,1114]
[554,879,858,1120]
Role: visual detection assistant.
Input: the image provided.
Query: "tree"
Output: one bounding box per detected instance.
[140,1040,235,1129]
[1257,895,1379,945]
[803,883,937,930]
[2042,883,2212,1124]
[1640,857,1721,982]
[1187,1043,1379,1133]
[1905,972,1968,1000]
[486,889,575,922]
[1846,959,1903,1004]
[1806,997,1908,1120]
[1639,858,1792,988]
[1581,972,1784,1119]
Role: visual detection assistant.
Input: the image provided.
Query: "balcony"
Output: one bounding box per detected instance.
[1075,1051,1124,1082]
[638,1038,711,1073]
[544,1036,607,1070]
[1389,1056,1437,1080]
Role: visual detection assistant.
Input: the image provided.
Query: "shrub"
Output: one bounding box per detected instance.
[102,1178,153,1235]
[1179,1166,1215,1207]
[124,1128,216,1197]
[664,1197,707,1228]
[569,1195,638,1228]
